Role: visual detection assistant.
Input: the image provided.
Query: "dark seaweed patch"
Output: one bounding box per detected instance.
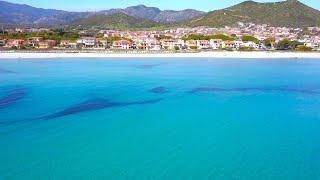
[137,63,164,69]
[189,87,319,95]
[0,88,26,108]
[0,98,162,127]
[149,87,167,94]
[43,98,162,119]
[0,69,15,74]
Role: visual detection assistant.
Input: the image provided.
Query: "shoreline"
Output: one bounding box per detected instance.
[1,51,320,59]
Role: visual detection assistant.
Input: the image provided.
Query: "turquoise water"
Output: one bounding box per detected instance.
[0,58,320,179]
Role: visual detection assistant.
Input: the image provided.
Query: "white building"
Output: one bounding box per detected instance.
[146,39,161,50]
[210,39,224,50]
[196,40,211,49]
[77,37,96,48]
[160,39,184,50]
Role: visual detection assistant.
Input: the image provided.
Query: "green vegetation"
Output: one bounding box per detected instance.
[263,37,276,48]
[11,46,18,50]
[156,35,173,40]
[71,13,163,30]
[52,29,79,41]
[239,46,254,51]
[0,29,79,43]
[277,39,302,50]
[182,34,234,41]
[189,46,198,50]
[104,36,132,43]
[242,35,259,43]
[277,39,291,50]
[183,0,320,27]
[182,34,208,40]
[297,45,312,51]
[95,34,104,38]
[210,34,234,41]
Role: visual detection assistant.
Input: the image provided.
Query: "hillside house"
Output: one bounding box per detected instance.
[27,37,44,47]
[5,39,25,48]
[60,40,77,49]
[112,40,133,49]
[210,39,224,50]
[97,39,108,48]
[146,39,161,50]
[185,40,197,49]
[38,40,56,49]
[77,37,96,48]
[196,40,211,49]
[160,39,184,50]
[224,41,236,49]
[0,39,6,47]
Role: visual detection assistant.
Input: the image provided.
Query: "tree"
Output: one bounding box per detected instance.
[231,34,237,38]
[277,39,290,50]
[263,37,275,48]
[242,35,259,43]
[11,46,18,50]
[106,36,132,44]
[297,45,312,51]
[182,34,234,41]
[277,39,302,50]
[208,34,234,41]
[239,47,253,51]
[182,34,207,41]
[0,30,80,43]
[189,46,198,50]
[95,34,104,38]
[289,41,302,50]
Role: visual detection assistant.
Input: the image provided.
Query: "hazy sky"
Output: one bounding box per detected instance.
[6,0,320,12]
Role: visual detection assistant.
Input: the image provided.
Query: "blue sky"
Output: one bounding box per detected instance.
[6,0,320,12]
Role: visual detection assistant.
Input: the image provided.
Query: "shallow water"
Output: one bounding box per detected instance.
[0,58,320,179]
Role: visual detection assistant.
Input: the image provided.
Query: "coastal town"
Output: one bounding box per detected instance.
[2,0,320,179]
[1,23,320,52]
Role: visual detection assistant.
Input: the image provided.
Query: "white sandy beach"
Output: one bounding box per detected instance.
[1,51,320,59]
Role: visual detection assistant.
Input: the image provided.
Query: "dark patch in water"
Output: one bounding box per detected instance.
[0,98,162,127]
[189,87,319,95]
[0,88,27,108]
[43,98,162,119]
[137,63,163,69]
[149,87,167,94]
[0,69,15,74]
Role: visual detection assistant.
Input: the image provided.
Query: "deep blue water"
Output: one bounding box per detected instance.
[0,58,320,179]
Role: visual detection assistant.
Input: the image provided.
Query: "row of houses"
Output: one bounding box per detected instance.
[0,38,56,49]
[58,38,267,50]
[3,23,320,48]
[1,36,319,51]
[0,37,304,51]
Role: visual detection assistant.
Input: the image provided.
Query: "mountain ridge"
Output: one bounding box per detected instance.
[182,0,320,27]
[0,0,91,25]
[71,12,163,29]
[0,1,203,26]
[1,0,320,28]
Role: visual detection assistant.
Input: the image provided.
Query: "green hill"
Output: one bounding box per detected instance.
[183,0,320,27]
[71,13,163,29]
